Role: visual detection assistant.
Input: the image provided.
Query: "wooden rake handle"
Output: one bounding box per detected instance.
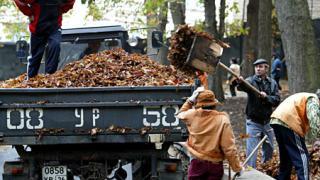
[232,135,269,180]
[218,62,261,96]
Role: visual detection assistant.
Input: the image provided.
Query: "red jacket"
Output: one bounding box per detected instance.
[14,0,75,35]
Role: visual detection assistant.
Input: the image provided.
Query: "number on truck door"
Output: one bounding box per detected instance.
[6,108,44,130]
[143,105,179,127]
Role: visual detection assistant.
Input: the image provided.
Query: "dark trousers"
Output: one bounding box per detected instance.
[28,29,61,78]
[188,159,223,180]
[272,124,309,180]
[274,77,282,90]
[229,80,237,97]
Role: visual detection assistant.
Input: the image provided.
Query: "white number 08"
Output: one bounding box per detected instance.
[7,108,44,130]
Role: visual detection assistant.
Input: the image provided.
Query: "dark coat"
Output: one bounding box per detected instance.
[237,75,280,124]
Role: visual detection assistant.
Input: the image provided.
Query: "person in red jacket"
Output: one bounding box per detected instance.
[14,0,75,78]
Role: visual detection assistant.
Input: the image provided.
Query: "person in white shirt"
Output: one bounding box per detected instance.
[228,57,240,96]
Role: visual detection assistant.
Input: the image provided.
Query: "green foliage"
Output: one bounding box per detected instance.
[143,0,167,26]
[196,0,247,37]
[86,3,103,20]
[224,2,248,37]
[225,19,248,37]
[193,20,205,32]
[0,0,11,6]
[0,0,29,41]
[229,2,240,14]
[2,22,29,40]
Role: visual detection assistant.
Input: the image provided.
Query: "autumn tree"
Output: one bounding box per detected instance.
[203,0,226,101]
[242,0,272,77]
[275,0,320,93]
[0,0,29,40]
[169,0,186,29]
[257,0,272,64]
[242,0,258,77]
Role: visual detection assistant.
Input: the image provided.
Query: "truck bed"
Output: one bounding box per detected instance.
[0,86,192,145]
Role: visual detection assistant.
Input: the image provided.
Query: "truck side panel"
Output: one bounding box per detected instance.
[0,86,192,145]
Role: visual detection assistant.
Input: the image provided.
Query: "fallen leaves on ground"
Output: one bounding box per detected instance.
[239,147,320,179]
[0,49,193,88]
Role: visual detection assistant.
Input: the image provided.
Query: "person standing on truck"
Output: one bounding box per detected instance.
[177,87,243,179]
[270,90,320,180]
[13,0,75,78]
[236,59,280,168]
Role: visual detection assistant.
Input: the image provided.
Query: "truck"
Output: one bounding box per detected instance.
[0,25,192,180]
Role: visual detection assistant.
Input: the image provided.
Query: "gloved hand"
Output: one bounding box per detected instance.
[188,87,205,103]
[236,166,245,177]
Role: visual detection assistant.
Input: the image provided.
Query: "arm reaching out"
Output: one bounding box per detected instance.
[60,0,75,14]
[13,0,33,16]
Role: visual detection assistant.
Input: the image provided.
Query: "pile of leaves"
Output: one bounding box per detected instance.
[310,147,320,179]
[167,25,214,75]
[239,147,320,179]
[0,49,193,88]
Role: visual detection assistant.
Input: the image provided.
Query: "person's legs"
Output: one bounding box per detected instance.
[230,82,237,96]
[45,29,61,74]
[207,162,223,180]
[261,123,274,163]
[230,85,236,97]
[271,124,293,180]
[275,77,282,90]
[246,120,263,168]
[188,159,207,180]
[289,132,309,180]
[230,81,237,96]
[28,33,47,78]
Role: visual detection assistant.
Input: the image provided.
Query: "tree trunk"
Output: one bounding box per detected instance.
[242,0,259,77]
[204,0,218,37]
[257,0,272,65]
[204,0,224,101]
[156,1,169,65]
[169,0,186,29]
[275,0,320,93]
[218,0,226,39]
[146,2,158,61]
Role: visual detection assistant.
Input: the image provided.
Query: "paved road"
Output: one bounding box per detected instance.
[223,168,275,180]
[0,146,19,179]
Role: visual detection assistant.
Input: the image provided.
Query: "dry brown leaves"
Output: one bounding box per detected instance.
[167,25,214,75]
[239,148,320,179]
[0,49,193,88]
[310,148,320,179]
[168,25,224,76]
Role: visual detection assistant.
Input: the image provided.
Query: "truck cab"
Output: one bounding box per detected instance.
[16,25,158,72]
[58,25,131,69]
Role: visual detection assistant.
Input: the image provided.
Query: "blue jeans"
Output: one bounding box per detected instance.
[246,119,274,168]
[28,29,61,78]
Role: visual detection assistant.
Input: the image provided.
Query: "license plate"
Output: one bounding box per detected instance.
[42,166,67,180]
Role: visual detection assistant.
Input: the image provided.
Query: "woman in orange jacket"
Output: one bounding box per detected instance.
[177,87,243,180]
